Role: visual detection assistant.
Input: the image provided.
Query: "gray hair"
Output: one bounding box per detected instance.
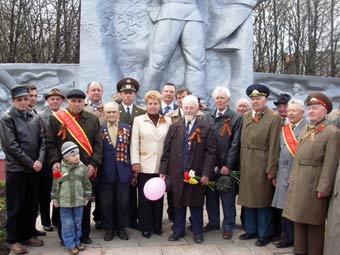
[212,86,231,99]
[182,95,198,107]
[287,98,305,112]
[236,98,251,107]
[104,101,120,112]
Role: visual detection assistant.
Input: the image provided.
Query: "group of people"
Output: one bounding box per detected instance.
[0,78,339,255]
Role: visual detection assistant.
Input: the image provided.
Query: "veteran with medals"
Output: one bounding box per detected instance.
[283,92,340,255]
[46,89,102,245]
[160,95,216,244]
[97,102,132,241]
[238,84,281,246]
[271,99,307,249]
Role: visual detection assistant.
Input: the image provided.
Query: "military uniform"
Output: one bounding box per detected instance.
[238,84,281,246]
[283,92,340,255]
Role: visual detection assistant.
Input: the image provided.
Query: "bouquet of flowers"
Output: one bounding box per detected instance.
[183,169,240,192]
[183,170,215,191]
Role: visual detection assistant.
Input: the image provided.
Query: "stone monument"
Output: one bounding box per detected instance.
[80,0,258,104]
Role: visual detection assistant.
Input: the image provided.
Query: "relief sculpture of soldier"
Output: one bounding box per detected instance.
[141,0,257,98]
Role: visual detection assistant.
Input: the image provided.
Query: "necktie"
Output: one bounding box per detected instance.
[126,106,131,120]
[108,123,117,147]
[186,121,191,135]
[163,106,171,115]
[282,117,286,126]
[217,112,223,117]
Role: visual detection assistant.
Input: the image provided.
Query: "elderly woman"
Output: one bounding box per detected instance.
[271,99,307,248]
[283,92,340,255]
[97,102,132,241]
[130,90,172,238]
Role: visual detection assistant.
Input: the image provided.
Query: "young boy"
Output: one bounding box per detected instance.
[51,141,92,255]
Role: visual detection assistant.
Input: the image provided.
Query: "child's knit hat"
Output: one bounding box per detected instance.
[61,141,79,158]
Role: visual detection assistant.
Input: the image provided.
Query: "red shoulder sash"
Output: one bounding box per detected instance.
[54,109,93,156]
[282,123,298,157]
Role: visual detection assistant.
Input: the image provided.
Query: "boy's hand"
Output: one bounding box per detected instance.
[53,201,59,208]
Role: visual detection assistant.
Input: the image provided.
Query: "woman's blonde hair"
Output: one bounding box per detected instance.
[144,90,162,104]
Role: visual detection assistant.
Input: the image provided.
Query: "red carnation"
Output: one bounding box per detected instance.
[53,170,62,179]
[183,171,190,182]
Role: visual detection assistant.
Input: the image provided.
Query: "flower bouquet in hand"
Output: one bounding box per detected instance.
[215,171,240,192]
[183,169,215,191]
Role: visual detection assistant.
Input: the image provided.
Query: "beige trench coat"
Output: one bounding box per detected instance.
[324,160,340,255]
[283,121,340,225]
[238,106,281,208]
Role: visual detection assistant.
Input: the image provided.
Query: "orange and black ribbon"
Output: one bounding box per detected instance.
[188,128,202,143]
[220,118,232,137]
[252,112,261,123]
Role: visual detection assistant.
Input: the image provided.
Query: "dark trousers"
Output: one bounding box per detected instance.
[282,216,294,244]
[129,185,138,226]
[38,168,52,227]
[244,207,273,238]
[92,179,101,223]
[55,200,92,241]
[99,176,130,230]
[294,222,325,255]
[272,206,282,235]
[206,187,236,231]
[173,206,203,235]
[6,171,39,243]
[167,192,175,221]
[137,173,163,233]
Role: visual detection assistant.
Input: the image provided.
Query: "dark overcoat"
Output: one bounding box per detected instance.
[159,118,216,208]
[46,109,102,168]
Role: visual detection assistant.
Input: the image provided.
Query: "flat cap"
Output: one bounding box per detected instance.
[274,93,291,106]
[45,88,65,100]
[305,92,332,113]
[246,84,270,98]
[11,85,29,99]
[117,78,139,93]
[66,89,86,99]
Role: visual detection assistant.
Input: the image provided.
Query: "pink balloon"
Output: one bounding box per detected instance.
[143,177,166,201]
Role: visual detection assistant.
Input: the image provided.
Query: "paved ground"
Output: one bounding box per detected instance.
[24,199,294,255]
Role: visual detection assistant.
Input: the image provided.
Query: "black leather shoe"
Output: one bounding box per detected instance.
[80,237,92,244]
[275,241,293,248]
[194,233,204,243]
[239,233,257,240]
[142,232,151,238]
[255,237,269,247]
[154,230,162,236]
[104,230,114,241]
[117,229,129,240]
[202,224,219,232]
[34,229,46,236]
[43,226,53,232]
[168,232,184,241]
[95,221,102,230]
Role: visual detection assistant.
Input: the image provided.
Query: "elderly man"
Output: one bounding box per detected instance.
[38,88,65,232]
[271,99,307,248]
[98,102,132,241]
[238,84,281,246]
[47,89,102,244]
[202,86,242,239]
[160,83,178,115]
[283,92,340,255]
[0,86,46,254]
[160,95,215,243]
[117,77,145,229]
[274,94,291,126]
[235,98,251,114]
[84,81,105,123]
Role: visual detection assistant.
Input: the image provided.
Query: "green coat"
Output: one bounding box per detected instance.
[283,121,340,225]
[119,104,145,126]
[51,160,92,207]
[238,106,281,208]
